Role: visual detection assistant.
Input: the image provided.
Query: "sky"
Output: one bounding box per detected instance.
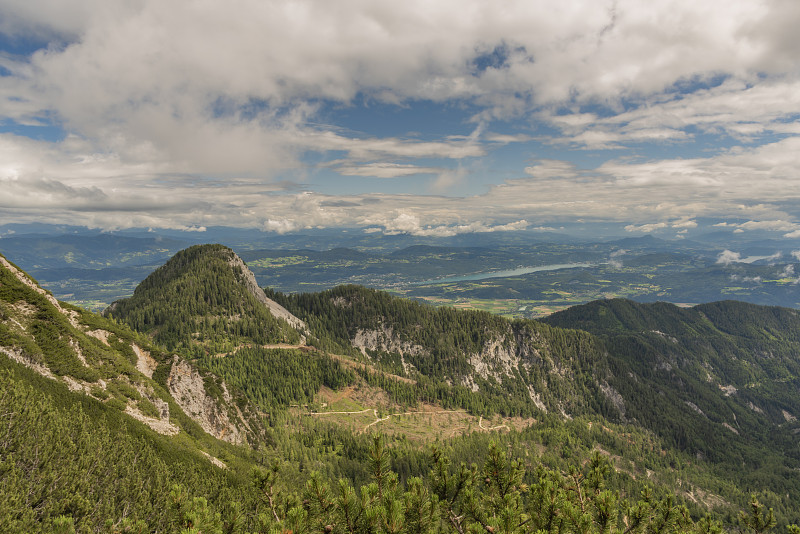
[2,0,800,239]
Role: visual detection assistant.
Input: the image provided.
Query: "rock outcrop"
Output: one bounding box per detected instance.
[167,358,248,444]
[228,254,307,332]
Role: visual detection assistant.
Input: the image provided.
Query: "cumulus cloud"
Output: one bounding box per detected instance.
[4,121,800,236]
[5,1,798,153]
[306,131,487,162]
[624,222,669,233]
[672,219,698,229]
[369,213,529,237]
[6,0,795,115]
[430,167,468,193]
[717,250,742,265]
[712,219,800,236]
[262,219,298,234]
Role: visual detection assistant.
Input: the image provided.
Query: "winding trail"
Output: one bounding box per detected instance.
[306,407,512,433]
[307,408,373,416]
[478,415,510,432]
[365,412,391,429]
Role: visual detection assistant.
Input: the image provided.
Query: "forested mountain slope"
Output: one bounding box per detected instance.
[271,288,800,523]
[107,244,305,355]
[108,247,612,419]
[272,284,616,418]
[109,245,800,503]
[543,299,800,514]
[542,298,800,445]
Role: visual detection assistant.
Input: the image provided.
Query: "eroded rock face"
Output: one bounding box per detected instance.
[527,385,548,413]
[125,401,179,436]
[133,344,158,379]
[352,327,427,358]
[0,346,58,381]
[227,254,307,332]
[468,335,523,384]
[352,321,562,414]
[599,382,625,419]
[167,358,247,445]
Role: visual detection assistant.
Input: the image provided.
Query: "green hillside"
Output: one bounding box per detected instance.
[0,251,272,530]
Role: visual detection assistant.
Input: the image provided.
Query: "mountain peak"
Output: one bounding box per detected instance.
[107,244,305,354]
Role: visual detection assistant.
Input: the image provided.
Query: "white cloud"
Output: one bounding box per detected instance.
[671,219,697,229]
[708,219,800,236]
[524,160,580,180]
[730,274,762,283]
[487,220,529,232]
[4,1,798,160]
[4,122,800,236]
[737,220,799,232]
[373,212,529,237]
[624,222,668,233]
[263,219,298,234]
[304,130,487,161]
[544,77,800,149]
[792,250,800,261]
[335,163,442,178]
[430,168,468,193]
[484,133,532,144]
[608,249,626,268]
[717,250,742,265]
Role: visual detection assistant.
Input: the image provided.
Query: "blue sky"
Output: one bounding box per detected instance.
[2,0,800,240]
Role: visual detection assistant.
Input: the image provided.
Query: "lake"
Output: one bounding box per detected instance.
[412,263,594,285]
